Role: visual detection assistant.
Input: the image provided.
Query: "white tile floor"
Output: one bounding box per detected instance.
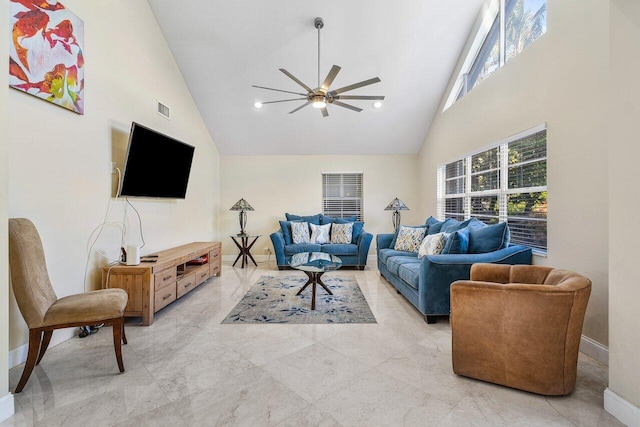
[1,259,624,427]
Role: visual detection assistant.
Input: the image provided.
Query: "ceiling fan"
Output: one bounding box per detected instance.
[252,17,385,118]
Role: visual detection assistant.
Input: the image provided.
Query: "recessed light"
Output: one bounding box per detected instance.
[372,101,383,109]
[254,101,263,109]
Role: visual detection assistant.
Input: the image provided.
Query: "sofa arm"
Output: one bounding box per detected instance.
[357,231,373,267]
[376,233,394,253]
[418,245,533,315]
[269,231,286,266]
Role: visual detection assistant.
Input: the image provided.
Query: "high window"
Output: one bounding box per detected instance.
[322,173,364,221]
[437,125,547,253]
[447,0,547,108]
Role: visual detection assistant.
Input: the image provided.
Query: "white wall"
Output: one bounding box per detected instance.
[1,0,13,421]
[608,0,640,420]
[220,155,420,256]
[8,0,220,355]
[417,0,610,346]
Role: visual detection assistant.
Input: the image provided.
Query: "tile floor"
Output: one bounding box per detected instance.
[1,260,624,427]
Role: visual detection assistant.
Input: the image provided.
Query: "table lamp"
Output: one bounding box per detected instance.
[384,197,409,232]
[230,198,254,235]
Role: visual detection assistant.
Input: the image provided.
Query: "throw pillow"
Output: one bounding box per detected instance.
[285,213,321,225]
[279,220,303,245]
[425,216,439,227]
[390,224,426,249]
[440,218,478,233]
[330,222,353,244]
[291,221,311,244]
[393,225,427,253]
[310,223,331,244]
[441,228,471,254]
[468,222,510,253]
[428,218,456,235]
[336,218,364,243]
[418,232,447,257]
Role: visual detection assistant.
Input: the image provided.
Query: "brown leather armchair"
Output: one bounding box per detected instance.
[450,263,591,395]
[8,218,129,393]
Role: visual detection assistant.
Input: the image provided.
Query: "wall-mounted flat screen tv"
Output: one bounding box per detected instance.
[119,122,195,199]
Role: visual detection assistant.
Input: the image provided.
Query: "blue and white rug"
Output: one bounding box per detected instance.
[222,275,377,324]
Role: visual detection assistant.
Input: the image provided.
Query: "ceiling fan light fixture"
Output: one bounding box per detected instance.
[372,101,383,109]
[311,95,326,108]
[254,101,263,108]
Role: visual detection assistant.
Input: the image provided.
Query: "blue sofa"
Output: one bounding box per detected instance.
[270,213,373,270]
[377,217,532,323]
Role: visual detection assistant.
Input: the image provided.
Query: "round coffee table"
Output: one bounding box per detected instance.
[289,252,342,310]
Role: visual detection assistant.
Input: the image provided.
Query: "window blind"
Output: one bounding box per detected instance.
[322,173,364,221]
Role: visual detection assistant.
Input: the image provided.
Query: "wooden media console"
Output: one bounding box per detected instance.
[102,242,221,325]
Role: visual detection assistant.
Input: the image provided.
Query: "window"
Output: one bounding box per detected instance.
[437,125,547,252]
[446,0,547,108]
[322,173,363,221]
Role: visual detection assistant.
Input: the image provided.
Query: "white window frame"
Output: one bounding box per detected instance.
[322,172,364,221]
[437,124,547,254]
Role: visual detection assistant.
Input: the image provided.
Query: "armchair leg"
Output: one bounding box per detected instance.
[36,330,53,365]
[112,317,125,373]
[15,329,42,393]
[425,315,437,324]
[121,316,127,345]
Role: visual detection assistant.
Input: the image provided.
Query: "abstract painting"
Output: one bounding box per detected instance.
[9,0,84,114]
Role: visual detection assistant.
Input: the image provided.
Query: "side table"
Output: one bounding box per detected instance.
[230,234,261,268]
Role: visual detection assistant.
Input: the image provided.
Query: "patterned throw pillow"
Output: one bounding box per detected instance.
[330,222,353,244]
[393,225,427,252]
[291,221,310,244]
[418,232,447,258]
[310,223,331,244]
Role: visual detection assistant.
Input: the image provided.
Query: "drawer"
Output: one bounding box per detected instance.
[210,263,221,276]
[195,265,210,285]
[155,268,177,288]
[177,272,196,298]
[154,281,176,312]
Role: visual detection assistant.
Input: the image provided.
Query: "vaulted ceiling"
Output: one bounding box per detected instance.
[148,1,483,155]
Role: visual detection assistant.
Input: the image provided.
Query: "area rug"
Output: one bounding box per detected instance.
[222,275,377,324]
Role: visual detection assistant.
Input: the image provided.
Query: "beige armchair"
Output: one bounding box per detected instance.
[8,218,129,393]
[450,263,591,395]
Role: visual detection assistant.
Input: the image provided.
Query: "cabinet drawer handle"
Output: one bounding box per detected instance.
[200,273,207,278]
[185,283,192,288]
[163,275,173,281]
[162,293,172,300]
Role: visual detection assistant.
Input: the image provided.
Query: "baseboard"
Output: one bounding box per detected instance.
[0,393,15,423]
[9,328,74,369]
[605,388,640,427]
[580,334,609,366]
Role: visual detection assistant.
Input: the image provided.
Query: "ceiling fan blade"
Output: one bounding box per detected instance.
[289,102,311,114]
[252,85,307,96]
[333,95,385,100]
[261,98,307,105]
[331,100,363,112]
[329,77,381,95]
[279,68,314,93]
[321,65,341,91]
[321,107,329,118]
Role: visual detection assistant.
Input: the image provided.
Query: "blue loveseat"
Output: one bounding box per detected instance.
[270,213,373,270]
[377,217,532,323]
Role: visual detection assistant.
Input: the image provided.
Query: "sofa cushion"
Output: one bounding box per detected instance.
[425,216,439,227]
[320,214,357,225]
[331,222,353,244]
[379,248,417,264]
[398,262,421,290]
[284,244,322,255]
[285,213,322,225]
[279,220,302,245]
[291,221,311,244]
[387,256,419,276]
[469,222,510,254]
[441,218,477,233]
[427,218,456,234]
[442,227,471,254]
[322,244,358,255]
[389,225,426,249]
[336,219,364,243]
[394,225,427,253]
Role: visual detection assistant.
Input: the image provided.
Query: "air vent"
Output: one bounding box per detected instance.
[157,101,170,119]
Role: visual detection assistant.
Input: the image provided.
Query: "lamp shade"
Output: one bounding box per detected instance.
[384,197,409,211]
[230,198,254,211]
